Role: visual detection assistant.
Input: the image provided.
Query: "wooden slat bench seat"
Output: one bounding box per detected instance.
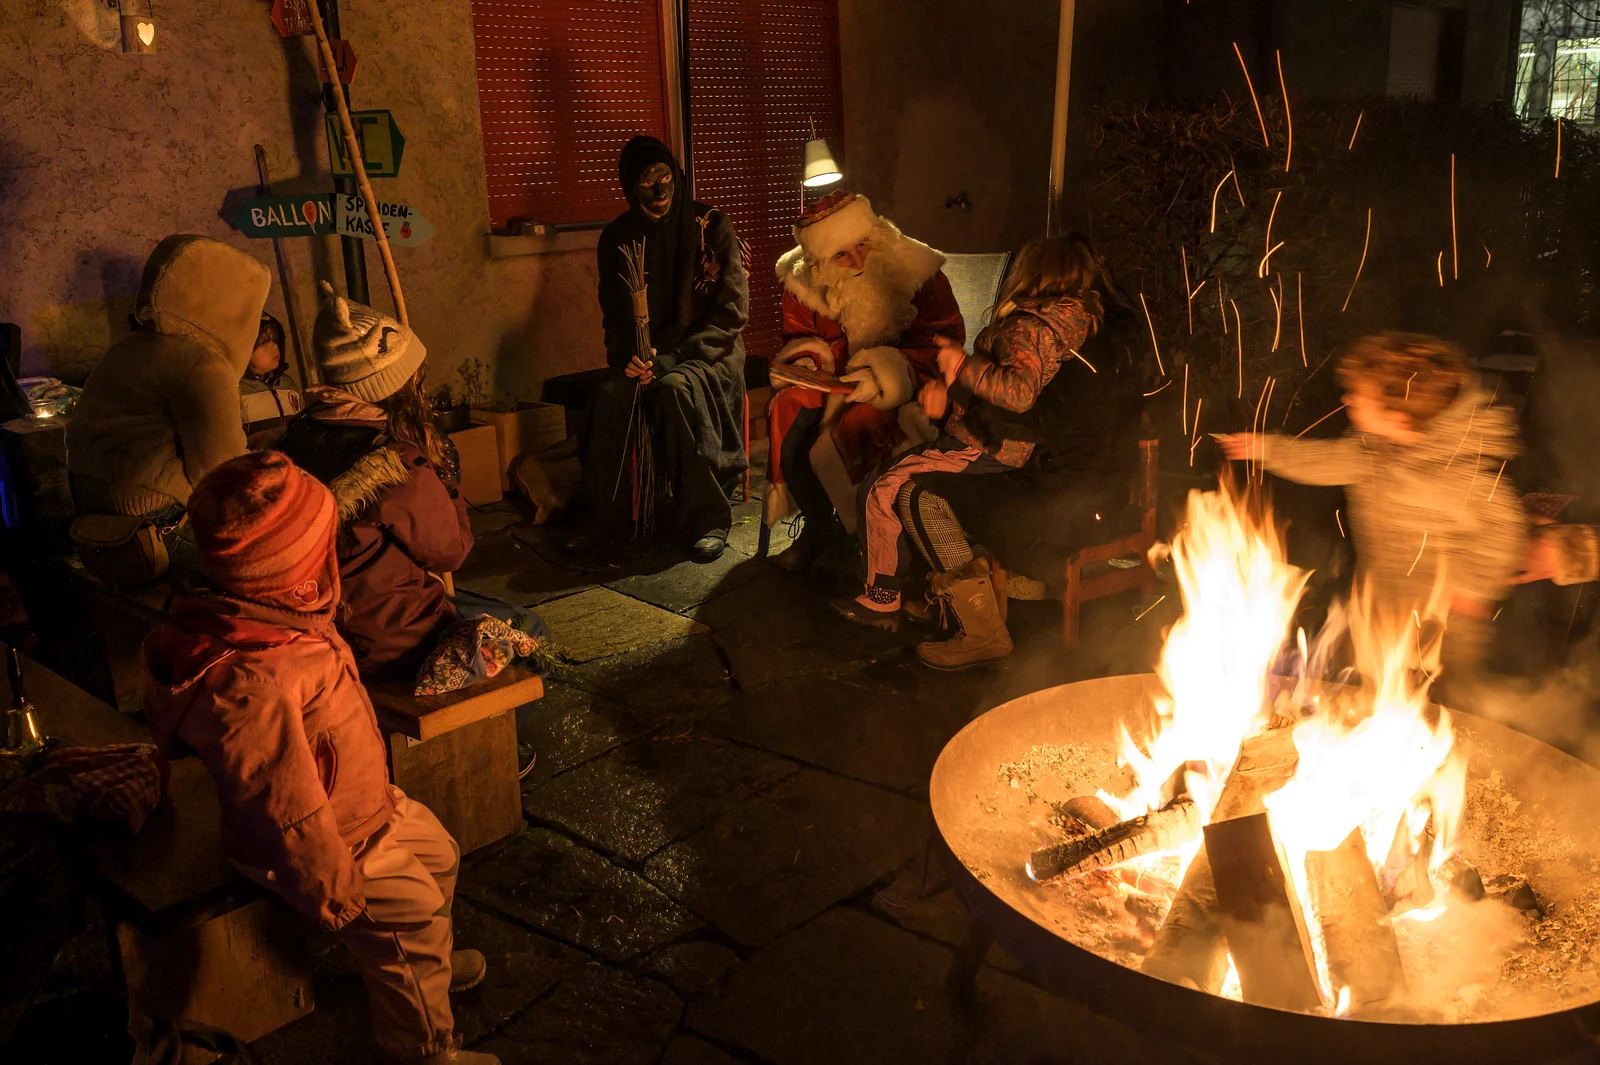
[367,665,544,855]
[6,650,312,1048]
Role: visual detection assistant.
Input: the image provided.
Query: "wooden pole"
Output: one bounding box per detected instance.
[304,0,408,326]
[252,145,315,388]
[1045,0,1076,237]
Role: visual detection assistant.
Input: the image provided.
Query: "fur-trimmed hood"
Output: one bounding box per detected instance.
[329,446,410,523]
[774,219,945,319]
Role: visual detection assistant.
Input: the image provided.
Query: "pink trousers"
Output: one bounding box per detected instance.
[340,789,459,1060]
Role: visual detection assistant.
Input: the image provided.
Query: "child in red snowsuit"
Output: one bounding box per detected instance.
[142,451,497,1065]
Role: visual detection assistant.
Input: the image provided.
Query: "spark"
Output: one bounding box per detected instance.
[1144,380,1172,397]
[1456,433,1483,519]
[1233,41,1270,147]
[1493,606,1503,621]
[1277,49,1293,172]
[1269,283,1282,351]
[1068,348,1099,374]
[1405,371,1417,400]
[1134,595,1167,623]
[1450,153,1458,280]
[1139,292,1166,376]
[1487,458,1509,501]
[1253,377,1277,483]
[1293,404,1346,439]
[1335,509,1345,538]
[1182,363,1189,435]
[1348,109,1364,150]
[1341,208,1372,313]
[1282,346,1340,428]
[1443,404,1480,468]
[1218,277,1228,333]
[1557,117,1563,178]
[1186,279,1207,335]
[1231,298,1244,398]
[1258,190,1283,277]
[1189,398,1203,467]
[1296,273,1306,367]
[1406,531,1429,577]
[1436,251,1445,288]
[1210,170,1235,233]
[1483,241,1492,269]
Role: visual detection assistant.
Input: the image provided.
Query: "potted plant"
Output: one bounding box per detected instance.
[432,382,472,433]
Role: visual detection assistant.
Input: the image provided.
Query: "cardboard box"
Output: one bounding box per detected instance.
[471,402,568,491]
[448,421,503,507]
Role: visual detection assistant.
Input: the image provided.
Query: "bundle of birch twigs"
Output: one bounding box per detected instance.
[614,238,662,538]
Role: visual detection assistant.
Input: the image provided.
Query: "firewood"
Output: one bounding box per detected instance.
[1142,726,1299,991]
[1027,800,1201,884]
[1307,828,1406,1010]
[1379,815,1435,909]
[1438,855,1486,901]
[1063,795,1120,832]
[1205,811,1322,1012]
[1484,873,1541,915]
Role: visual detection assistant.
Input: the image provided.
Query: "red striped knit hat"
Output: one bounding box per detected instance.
[187,451,338,609]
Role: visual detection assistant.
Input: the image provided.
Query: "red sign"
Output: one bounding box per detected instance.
[270,0,314,38]
[318,38,359,85]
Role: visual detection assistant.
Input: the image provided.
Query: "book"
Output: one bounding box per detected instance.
[769,362,853,395]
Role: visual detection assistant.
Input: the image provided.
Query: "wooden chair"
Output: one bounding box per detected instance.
[1062,439,1159,649]
[367,665,544,855]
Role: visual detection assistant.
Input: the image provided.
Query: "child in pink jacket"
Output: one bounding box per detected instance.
[142,451,497,1065]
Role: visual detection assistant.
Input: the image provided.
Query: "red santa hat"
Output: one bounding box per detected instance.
[794,190,879,261]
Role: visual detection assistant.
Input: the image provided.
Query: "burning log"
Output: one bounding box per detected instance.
[1205,812,1322,1012]
[1027,800,1201,884]
[1143,726,1299,991]
[1307,828,1406,1011]
[1063,795,1120,832]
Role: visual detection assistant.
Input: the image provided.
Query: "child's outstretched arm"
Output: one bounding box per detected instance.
[1214,431,1366,487]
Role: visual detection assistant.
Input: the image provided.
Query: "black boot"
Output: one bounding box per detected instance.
[772,516,834,572]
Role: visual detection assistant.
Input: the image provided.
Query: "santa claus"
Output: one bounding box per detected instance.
[765,190,964,570]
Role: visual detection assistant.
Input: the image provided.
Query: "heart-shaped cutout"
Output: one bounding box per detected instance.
[137,21,154,47]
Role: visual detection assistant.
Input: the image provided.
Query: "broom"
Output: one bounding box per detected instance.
[612,239,663,538]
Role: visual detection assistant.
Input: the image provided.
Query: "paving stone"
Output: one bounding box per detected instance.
[451,899,574,1044]
[709,663,979,793]
[470,506,526,537]
[462,828,704,963]
[711,596,909,690]
[606,548,769,614]
[689,570,788,630]
[691,906,1210,1065]
[524,731,797,863]
[476,963,682,1065]
[724,510,797,559]
[557,633,733,720]
[660,1033,747,1065]
[644,770,929,947]
[453,530,593,607]
[538,587,709,663]
[866,856,975,948]
[517,681,663,784]
[641,940,743,999]
[250,972,366,1065]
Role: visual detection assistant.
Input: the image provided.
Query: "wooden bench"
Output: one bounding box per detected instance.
[1062,439,1160,648]
[7,650,313,1050]
[367,665,543,855]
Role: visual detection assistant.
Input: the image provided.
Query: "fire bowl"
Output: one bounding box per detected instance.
[930,674,1600,1064]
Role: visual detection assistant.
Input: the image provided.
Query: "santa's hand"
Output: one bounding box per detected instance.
[935,340,967,385]
[919,379,949,420]
[840,369,881,406]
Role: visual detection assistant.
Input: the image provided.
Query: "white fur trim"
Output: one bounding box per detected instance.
[773,336,833,369]
[775,222,947,325]
[846,346,915,411]
[795,195,878,260]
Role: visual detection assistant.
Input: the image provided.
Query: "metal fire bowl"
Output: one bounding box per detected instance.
[931,674,1600,1064]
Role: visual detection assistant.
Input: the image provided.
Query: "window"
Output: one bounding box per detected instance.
[1551,36,1600,122]
[1515,1,1600,124]
[470,1,673,228]
[686,0,846,360]
[1386,6,1443,99]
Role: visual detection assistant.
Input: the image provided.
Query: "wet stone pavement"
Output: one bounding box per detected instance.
[248,453,1212,1065]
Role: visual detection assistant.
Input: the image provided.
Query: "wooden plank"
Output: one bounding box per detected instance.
[388,710,522,854]
[1307,828,1405,1011]
[1205,812,1322,1012]
[369,667,544,741]
[119,895,314,1045]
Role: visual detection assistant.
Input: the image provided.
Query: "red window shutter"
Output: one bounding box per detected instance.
[470,1,671,228]
[686,1,846,360]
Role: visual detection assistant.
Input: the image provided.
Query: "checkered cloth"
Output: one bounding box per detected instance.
[0,743,168,833]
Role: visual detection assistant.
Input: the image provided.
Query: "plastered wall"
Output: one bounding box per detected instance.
[0,0,603,400]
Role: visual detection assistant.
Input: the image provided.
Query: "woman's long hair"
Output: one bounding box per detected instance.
[378,367,450,471]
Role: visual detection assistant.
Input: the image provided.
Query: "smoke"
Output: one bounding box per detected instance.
[1466,626,1600,765]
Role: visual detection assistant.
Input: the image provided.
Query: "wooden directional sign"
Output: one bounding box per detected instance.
[234,195,335,238]
[334,194,435,248]
[326,110,405,179]
[270,0,314,37]
[319,39,359,86]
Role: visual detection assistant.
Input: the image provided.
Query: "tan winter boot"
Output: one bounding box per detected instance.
[917,558,1013,670]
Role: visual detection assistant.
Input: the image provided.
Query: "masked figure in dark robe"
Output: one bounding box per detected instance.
[581,136,749,563]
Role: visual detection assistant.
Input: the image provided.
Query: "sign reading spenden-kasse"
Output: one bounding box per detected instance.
[334,194,435,248]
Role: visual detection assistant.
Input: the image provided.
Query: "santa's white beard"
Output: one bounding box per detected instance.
[814,236,921,351]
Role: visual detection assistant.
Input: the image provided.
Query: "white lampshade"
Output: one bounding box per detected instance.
[802,137,842,188]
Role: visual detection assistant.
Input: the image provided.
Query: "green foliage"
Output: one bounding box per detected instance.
[1086,97,1600,461]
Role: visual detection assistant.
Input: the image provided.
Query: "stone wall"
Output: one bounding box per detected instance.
[0,0,603,401]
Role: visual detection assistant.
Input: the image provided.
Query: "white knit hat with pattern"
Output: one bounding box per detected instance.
[312,281,427,402]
